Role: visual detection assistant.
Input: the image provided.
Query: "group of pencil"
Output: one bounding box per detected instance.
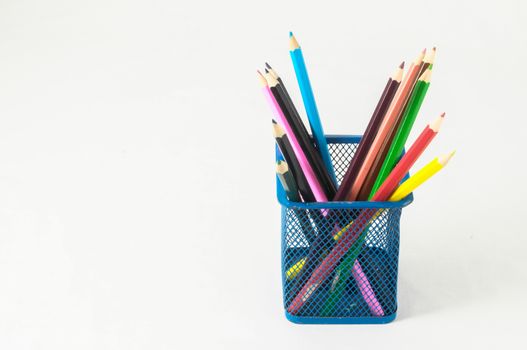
[258,33,455,316]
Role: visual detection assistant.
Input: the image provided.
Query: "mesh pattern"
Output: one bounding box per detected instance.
[280,140,403,320]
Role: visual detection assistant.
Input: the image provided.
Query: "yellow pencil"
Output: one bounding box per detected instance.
[290,151,455,280]
[333,150,455,241]
[286,258,306,280]
[389,150,456,201]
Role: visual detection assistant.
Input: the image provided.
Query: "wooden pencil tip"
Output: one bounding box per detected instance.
[438,150,456,166]
[392,63,405,81]
[257,70,268,87]
[424,46,437,64]
[272,120,286,138]
[276,160,289,174]
[264,71,279,87]
[429,113,445,132]
[289,33,300,50]
[266,64,280,80]
[419,68,432,82]
[440,112,446,118]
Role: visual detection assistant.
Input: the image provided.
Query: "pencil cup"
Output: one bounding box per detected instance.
[277,135,413,324]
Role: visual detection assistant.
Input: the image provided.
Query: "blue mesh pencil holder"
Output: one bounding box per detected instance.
[277,135,413,324]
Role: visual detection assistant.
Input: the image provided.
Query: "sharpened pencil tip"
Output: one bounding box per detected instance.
[265,62,272,69]
[439,150,456,166]
[440,112,446,118]
[272,119,277,124]
[257,70,268,87]
[429,114,445,132]
[265,68,269,73]
[422,48,427,54]
[399,61,405,69]
[289,33,300,50]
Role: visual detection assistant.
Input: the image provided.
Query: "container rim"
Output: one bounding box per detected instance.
[276,134,414,210]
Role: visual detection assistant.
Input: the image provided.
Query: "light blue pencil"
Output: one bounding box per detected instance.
[289,32,337,186]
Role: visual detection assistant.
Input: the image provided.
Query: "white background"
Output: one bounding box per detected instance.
[1,0,526,349]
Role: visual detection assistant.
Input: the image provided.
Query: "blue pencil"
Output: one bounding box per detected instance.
[289,32,337,186]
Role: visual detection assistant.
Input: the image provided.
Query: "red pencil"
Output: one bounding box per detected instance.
[287,113,445,314]
[370,113,445,200]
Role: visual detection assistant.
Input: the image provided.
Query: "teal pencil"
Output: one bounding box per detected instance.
[276,160,301,202]
[289,32,337,187]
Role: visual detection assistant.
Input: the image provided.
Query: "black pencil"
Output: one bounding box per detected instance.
[272,120,316,202]
[265,69,337,200]
[276,160,301,202]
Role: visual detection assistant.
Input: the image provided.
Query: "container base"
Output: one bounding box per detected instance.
[285,311,397,324]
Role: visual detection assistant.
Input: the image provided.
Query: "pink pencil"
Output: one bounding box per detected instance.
[347,50,425,201]
[259,71,328,203]
[259,70,380,314]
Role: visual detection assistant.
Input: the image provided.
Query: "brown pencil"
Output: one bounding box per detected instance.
[334,62,404,201]
[349,49,425,201]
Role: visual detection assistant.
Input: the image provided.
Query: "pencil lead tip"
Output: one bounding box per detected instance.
[289,31,293,37]
[265,68,269,73]
[272,119,277,124]
[433,46,437,51]
[399,61,405,69]
[440,112,446,118]
[265,62,272,69]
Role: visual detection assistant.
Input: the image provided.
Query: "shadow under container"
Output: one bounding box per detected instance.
[277,135,413,324]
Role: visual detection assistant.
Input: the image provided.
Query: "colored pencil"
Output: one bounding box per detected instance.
[287,207,377,314]
[371,113,444,199]
[259,71,326,202]
[347,50,425,201]
[276,160,301,202]
[286,257,306,280]
[289,32,337,186]
[334,62,404,201]
[390,150,455,201]
[320,150,454,315]
[265,69,337,199]
[356,50,427,200]
[287,113,445,314]
[367,68,433,198]
[418,47,436,77]
[272,121,316,202]
[276,160,317,245]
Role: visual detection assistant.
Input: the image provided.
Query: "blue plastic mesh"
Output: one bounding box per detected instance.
[278,136,411,322]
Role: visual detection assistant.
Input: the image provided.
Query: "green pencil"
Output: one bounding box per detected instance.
[369,68,433,198]
[320,220,372,316]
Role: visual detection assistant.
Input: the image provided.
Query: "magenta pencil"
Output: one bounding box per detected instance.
[259,71,379,310]
[352,261,383,316]
[259,71,328,203]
